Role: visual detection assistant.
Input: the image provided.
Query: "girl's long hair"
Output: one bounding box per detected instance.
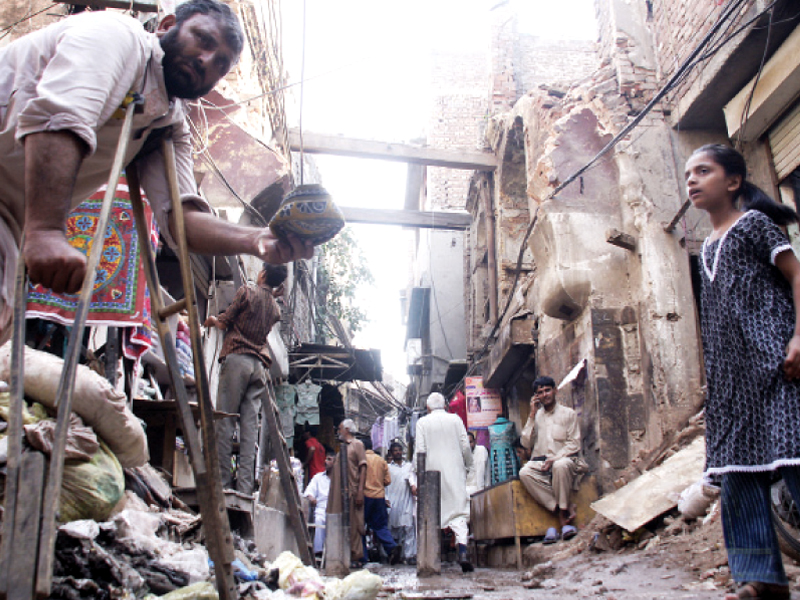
[693,144,799,226]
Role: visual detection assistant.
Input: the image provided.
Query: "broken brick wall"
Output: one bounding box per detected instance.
[491,72,705,491]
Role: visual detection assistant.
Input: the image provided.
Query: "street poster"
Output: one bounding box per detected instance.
[465,376,502,429]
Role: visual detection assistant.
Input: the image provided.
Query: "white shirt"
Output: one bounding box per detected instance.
[413,408,474,527]
[303,471,330,525]
[466,444,489,495]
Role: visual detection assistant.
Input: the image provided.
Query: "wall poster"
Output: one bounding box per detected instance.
[465,376,503,429]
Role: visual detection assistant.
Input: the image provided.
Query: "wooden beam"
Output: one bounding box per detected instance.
[340,206,471,230]
[289,129,497,170]
[405,164,424,211]
[54,0,159,11]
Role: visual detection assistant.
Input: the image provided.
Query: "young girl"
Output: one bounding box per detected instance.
[687,144,800,600]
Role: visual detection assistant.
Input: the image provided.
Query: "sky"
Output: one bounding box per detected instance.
[280,0,597,385]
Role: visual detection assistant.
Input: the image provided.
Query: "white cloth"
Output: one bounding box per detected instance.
[413,408,473,528]
[303,471,330,554]
[386,460,415,529]
[383,415,400,447]
[466,444,490,495]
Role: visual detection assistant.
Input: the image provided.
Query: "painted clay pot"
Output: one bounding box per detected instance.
[268,183,345,246]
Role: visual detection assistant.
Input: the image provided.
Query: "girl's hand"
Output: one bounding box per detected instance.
[784,335,800,380]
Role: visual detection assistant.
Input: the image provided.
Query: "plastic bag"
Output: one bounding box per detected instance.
[24,411,99,461]
[678,480,719,519]
[272,551,325,600]
[325,569,383,600]
[0,390,36,425]
[0,343,148,467]
[143,581,218,599]
[59,440,125,523]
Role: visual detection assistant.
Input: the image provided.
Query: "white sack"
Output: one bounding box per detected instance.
[0,342,148,467]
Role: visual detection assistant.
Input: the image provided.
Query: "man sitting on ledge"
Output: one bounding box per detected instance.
[519,376,587,544]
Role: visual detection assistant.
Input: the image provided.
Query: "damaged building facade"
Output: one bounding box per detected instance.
[464,0,800,492]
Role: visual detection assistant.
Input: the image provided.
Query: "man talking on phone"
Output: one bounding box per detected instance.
[519,376,587,544]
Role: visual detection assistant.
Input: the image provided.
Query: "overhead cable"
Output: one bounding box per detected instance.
[454,0,751,389]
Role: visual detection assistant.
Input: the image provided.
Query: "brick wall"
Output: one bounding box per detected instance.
[427,50,490,211]
[599,0,754,109]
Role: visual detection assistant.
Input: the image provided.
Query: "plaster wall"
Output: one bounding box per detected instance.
[498,84,706,489]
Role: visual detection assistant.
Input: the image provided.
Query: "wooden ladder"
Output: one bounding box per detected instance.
[259,380,315,566]
[0,100,238,599]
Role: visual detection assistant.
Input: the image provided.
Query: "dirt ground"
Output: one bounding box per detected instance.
[370,507,800,600]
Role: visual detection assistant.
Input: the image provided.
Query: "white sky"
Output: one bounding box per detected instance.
[280,0,597,385]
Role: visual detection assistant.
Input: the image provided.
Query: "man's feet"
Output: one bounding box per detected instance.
[561,524,578,540]
[388,545,403,565]
[458,543,474,573]
[566,503,577,524]
[724,582,790,600]
[542,527,559,545]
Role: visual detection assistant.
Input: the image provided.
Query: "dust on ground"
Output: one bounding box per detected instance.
[370,507,800,600]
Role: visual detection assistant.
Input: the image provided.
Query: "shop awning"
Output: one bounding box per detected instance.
[288,343,382,383]
[483,314,536,389]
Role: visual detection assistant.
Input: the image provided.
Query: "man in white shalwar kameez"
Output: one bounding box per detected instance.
[466,431,490,496]
[413,392,474,572]
[386,441,416,564]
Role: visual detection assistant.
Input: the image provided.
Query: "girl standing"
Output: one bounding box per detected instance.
[687,144,800,600]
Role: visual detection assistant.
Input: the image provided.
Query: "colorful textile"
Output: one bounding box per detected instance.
[488,417,519,485]
[26,177,158,329]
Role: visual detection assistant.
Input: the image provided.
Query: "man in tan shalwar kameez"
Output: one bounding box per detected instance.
[519,376,586,542]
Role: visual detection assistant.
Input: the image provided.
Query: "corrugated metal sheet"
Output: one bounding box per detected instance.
[769,99,800,181]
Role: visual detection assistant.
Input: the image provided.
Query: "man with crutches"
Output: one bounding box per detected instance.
[0,3,312,597]
[0,0,313,343]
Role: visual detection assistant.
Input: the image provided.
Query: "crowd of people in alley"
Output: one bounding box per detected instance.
[231,375,588,574]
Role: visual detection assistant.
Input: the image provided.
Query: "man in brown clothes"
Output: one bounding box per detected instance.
[204,263,287,495]
[327,418,368,566]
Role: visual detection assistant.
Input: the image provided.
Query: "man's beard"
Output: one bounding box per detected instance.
[160,28,215,100]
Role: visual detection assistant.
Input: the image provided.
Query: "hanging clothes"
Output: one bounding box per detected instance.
[295,380,321,426]
[383,415,400,449]
[273,383,297,448]
[488,417,519,485]
[371,417,384,452]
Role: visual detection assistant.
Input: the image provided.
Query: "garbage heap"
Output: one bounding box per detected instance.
[0,344,382,600]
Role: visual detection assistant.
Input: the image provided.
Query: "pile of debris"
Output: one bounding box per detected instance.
[0,344,383,599]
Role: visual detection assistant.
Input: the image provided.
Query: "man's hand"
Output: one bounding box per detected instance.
[180,210,315,265]
[385,499,391,508]
[542,457,554,472]
[354,492,364,508]
[23,229,87,294]
[410,485,417,497]
[530,397,541,414]
[255,230,314,264]
[307,496,317,506]
[204,315,225,331]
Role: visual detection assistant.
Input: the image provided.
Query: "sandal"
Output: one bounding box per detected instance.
[561,524,578,540]
[542,527,559,545]
[725,582,791,600]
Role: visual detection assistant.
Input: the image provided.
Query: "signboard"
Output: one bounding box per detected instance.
[465,376,503,429]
